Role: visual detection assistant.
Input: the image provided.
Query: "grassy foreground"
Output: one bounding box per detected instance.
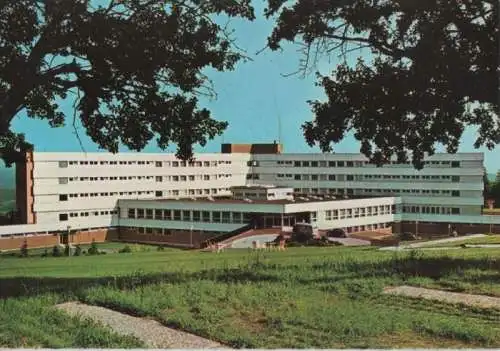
[1,246,500,348]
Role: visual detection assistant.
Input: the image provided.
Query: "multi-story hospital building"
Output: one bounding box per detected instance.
[1,143,498,250]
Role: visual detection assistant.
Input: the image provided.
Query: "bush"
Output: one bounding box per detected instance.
[119,245,132,253]
[74,245,82,256]
[64,244,71,256]
[157,245,165,251]
[20,240,28,258]
[52,245,62,257]
[41,248,49,257]
[87,240,99,255]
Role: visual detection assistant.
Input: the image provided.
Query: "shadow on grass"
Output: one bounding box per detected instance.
[307,254,500,283]
[0,267,280,299]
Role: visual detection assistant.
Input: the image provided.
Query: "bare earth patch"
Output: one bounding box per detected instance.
[55,302,224,348]
[383,285,500,310]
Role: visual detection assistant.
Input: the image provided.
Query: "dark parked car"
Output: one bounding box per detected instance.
[326,228,347,238]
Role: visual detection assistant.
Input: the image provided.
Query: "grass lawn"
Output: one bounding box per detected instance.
[428,235,500,248]
[1,246,500,348]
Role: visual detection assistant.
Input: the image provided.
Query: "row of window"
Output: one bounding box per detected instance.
[323,205,395,221]
[402,206,461,215]
[274,160,461,168]
[59,160,233,168]
[131,227,224,236]
[276,174,462,182]
[59,174,233,184]
[293,188,462,197]
[59,210,118,221]
[58,188,231,201]
[126,209,253,224]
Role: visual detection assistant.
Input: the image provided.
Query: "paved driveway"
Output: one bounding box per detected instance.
[327,237,371,246]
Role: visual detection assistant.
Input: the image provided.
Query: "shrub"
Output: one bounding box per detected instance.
[20,240,28,258]
[119,245,132,253]
[157,245,165,251]
[64,244,71,256]
[87,240,99,255]
[52,245,62,257]
[74,245,82,256]
[41,248,49,257]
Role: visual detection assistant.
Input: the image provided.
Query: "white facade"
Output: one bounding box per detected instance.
[0,150,495,237]
[249,153,484,216]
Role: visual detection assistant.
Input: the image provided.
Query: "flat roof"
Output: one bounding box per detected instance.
[121,195,381,205]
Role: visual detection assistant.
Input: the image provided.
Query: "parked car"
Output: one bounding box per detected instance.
[326,228,347,238]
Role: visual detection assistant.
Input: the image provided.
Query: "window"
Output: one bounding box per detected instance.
[192,211,201,222]
[451,161,460,168]
[328,174,336,181]
[155,191,163,197]
[337,161,345,167]
[311,161,318,167]
[137,209,145,219]
[346,161,354,167]
[128,209,135,219]
[155,161,162,167]
[59,213,68,221]
[325,210,332,221]
[58,194,68,202]
[451,176,460,182]
[59,161,68,168]
[58,177,68,185]
[451,208,460,215]
[294,174,301,180]
[212,212,221,223]
[202,211,211,222]
[294,161,301,167]
[156,176,163,182]
[145,209,153,219]
[452,190,460,197]
[346,175,354,181]
[221,211,231,223]
[182,211,191,221]
[173,210,181,221]
[163,210,172,221]
[154,209,163,220]
[146,227,153,234]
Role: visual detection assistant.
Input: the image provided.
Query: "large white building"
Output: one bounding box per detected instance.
[1,143,498,248]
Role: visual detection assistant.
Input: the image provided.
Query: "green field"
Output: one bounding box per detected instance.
[1,246,500,348]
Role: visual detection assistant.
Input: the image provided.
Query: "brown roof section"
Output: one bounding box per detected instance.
[221,143,283,154]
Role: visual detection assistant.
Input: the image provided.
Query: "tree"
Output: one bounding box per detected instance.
[0,0,255,166]
[265,0,499,169]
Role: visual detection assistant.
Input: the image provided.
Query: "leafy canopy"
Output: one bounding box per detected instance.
[266,0,499,168]
[0,0,254,166]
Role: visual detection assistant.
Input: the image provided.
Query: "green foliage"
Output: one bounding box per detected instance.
[266,0,499,169]
[74,245,82,257]
[0,0,256,166]
[87,240,99,256]
[51,245,61,257]
[19,240,28,258]
[119,245,132,253]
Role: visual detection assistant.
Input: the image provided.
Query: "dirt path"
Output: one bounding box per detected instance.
[383,286,500,310]
[55,302,225,348]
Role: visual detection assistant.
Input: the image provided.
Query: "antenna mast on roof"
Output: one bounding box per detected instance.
[273,91,282,146]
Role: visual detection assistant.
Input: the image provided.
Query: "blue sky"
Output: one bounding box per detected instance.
[8,1,500,172]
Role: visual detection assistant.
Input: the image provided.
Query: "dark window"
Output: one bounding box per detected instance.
[173,210,181,221]
[146,209,153,219]
[137,209,145,219]
[155,191,163,197]
[155,209,163,219]
[451,161,460,168]
[59,194,68,201]
[451,208,460,215]
[328,161,335,167]
[128,209,135,219]
[328,175,336,181]
[311,161,318,167]
[337,161,345,167]
[183,211,191,221]
[452,190,460,197]
[451,176,460,182]
[346,161,354,167]
[59,213,68,221]
[346,175,354,181]
[294,174,301,180]
[146,227,153,234]
[294,161,301,167]
[155,161,162,167]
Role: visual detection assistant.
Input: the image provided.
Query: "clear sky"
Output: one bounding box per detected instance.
[8,0,500,172]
